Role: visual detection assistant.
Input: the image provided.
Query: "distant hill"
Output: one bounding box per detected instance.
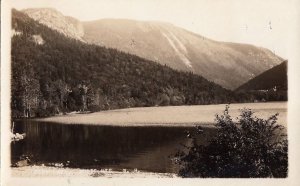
[23,8,283,90]
[11,9,239,118]
[237,61,287,91]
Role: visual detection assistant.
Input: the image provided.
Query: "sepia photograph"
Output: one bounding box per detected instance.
[1,0,300,185]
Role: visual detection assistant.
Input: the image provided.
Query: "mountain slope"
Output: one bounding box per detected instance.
[237,61,287,91]
[22,8,283,90]
[82,19,283,90]
[11,9,238,118]
[23,8,84,41]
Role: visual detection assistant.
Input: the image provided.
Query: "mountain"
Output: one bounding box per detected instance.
[22,8,283,90]
[11,9,239,118]
[23,8,84,41]
[82,20,283,90]
[237,61,287,91]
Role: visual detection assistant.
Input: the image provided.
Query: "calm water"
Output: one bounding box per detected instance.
[11,120,216,173]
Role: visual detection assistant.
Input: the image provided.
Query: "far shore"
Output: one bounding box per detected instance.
[32,102,287,127]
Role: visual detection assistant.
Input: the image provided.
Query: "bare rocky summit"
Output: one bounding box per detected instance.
[23,8,84,41]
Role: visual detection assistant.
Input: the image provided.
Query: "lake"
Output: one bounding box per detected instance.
[11,102,287,174]
[11,121,216,173]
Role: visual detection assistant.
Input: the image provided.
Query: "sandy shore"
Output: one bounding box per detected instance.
[34,102,287,127]
[11,166,177,178]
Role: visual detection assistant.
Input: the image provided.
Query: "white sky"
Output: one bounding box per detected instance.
[11,0,298,59]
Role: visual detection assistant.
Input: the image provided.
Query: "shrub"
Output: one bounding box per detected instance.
[176,105,288,178]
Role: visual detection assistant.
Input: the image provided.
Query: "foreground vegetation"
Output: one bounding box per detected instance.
[175,105,288,178]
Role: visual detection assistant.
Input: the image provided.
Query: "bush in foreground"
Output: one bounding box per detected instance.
[176,105,288,178]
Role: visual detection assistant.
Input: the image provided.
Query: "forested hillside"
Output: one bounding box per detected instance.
[237,61,287,91]
[236,61,287,101]
[11,9,240,118]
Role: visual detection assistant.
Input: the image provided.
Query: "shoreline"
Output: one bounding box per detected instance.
[30,102,287,127]
[11,166,178,178]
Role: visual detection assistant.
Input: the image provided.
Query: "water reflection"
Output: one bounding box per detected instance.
[11,120,215,173]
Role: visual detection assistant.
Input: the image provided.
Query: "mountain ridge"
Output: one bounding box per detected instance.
[22,8,85,41]
[12,9,240,118]
[22,8,284,90]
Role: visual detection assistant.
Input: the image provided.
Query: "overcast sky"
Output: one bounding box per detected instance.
[11,0,298,59]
